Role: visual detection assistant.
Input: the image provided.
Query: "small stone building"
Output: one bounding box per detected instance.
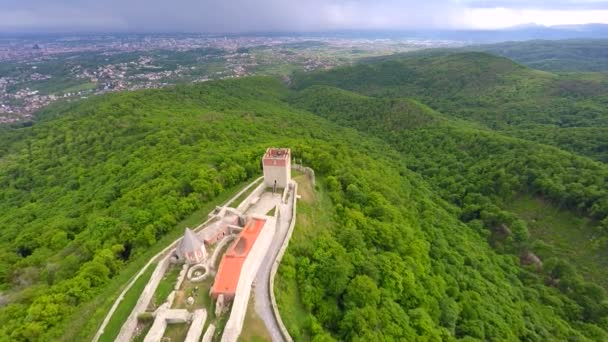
[176,228,207,264]
[262,148,291,189]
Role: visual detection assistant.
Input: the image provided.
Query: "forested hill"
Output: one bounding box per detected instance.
[0,59,608,341]
[293,52,608,162]
[294,52,608,129]
[288,78,608,340]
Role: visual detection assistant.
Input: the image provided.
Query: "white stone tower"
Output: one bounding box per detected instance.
[262,148,291,189]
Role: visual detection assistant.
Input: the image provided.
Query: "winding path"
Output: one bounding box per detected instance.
[253,183,297,342]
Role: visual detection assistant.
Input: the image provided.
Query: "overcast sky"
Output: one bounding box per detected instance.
[1,0,608,33]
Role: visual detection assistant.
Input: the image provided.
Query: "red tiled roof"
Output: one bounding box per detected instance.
[211,218,266,298]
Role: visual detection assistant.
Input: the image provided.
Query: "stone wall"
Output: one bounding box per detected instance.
[115,253,171,342]
[235,181,266,213]
[202,324,216,342]
[143,309,190,342]
[292,164,315,186]
[208,235,235,272]
[175,264,188,291]
[269,181,298,342]
[185,309,207,342]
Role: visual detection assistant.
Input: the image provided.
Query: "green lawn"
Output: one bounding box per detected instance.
[132,321,153,342]
[265,206,276,216]
[62,81,97,94]
[173,277,214,311]
[60,177,259,342]
[505,195,608,289]
[163,323,189,341]
[98,263,156,342]
[238,296,271,342]
[152,264,182,308]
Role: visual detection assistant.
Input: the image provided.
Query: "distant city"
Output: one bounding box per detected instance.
[0,34,464,123]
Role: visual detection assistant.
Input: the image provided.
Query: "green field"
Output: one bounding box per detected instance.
[163,323,189,341]
[62,82,97,94]
[153,264,181,308]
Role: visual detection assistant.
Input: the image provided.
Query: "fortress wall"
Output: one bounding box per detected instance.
[185,309,207,342]
[292,164,315,186]
[236,182,266,213]
[116,253,171,342]
[175,264,188,291]
[269,182,297,342]
[201,324,216,342]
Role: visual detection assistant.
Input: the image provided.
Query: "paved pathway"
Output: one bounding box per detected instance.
[252,192,294,342]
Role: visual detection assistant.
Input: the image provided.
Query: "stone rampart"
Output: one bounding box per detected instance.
[291,164,315,186]
[235,181,266,213]
[269,181,297,342]
[116,253,171,342]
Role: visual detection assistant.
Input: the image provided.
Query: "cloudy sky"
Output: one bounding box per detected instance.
[1,0,608,33]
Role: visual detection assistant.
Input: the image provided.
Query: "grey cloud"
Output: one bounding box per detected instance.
[0,0,606,32]
[464,0,608,10]
[0,0,462,32]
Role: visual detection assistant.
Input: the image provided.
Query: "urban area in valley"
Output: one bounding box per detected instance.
[0,34,463,123]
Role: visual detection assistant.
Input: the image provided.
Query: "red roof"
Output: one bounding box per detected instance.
[211,218,266,298]
[263,148,290,160]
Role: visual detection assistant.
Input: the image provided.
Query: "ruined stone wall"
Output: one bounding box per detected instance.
[292,164,315,186]
[116,254,171,342]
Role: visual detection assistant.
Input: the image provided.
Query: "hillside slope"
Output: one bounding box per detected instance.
[294,52,608,130]
[290,85,608,338]
[0,76,607,342]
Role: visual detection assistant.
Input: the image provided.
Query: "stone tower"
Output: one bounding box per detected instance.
[262,148,291,189]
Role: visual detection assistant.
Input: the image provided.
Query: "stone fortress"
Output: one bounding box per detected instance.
[109,148,298,342]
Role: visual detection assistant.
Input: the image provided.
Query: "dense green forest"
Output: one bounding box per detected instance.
[295,52,608,162]
[283,54,608,339]
[1,50,608,342]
